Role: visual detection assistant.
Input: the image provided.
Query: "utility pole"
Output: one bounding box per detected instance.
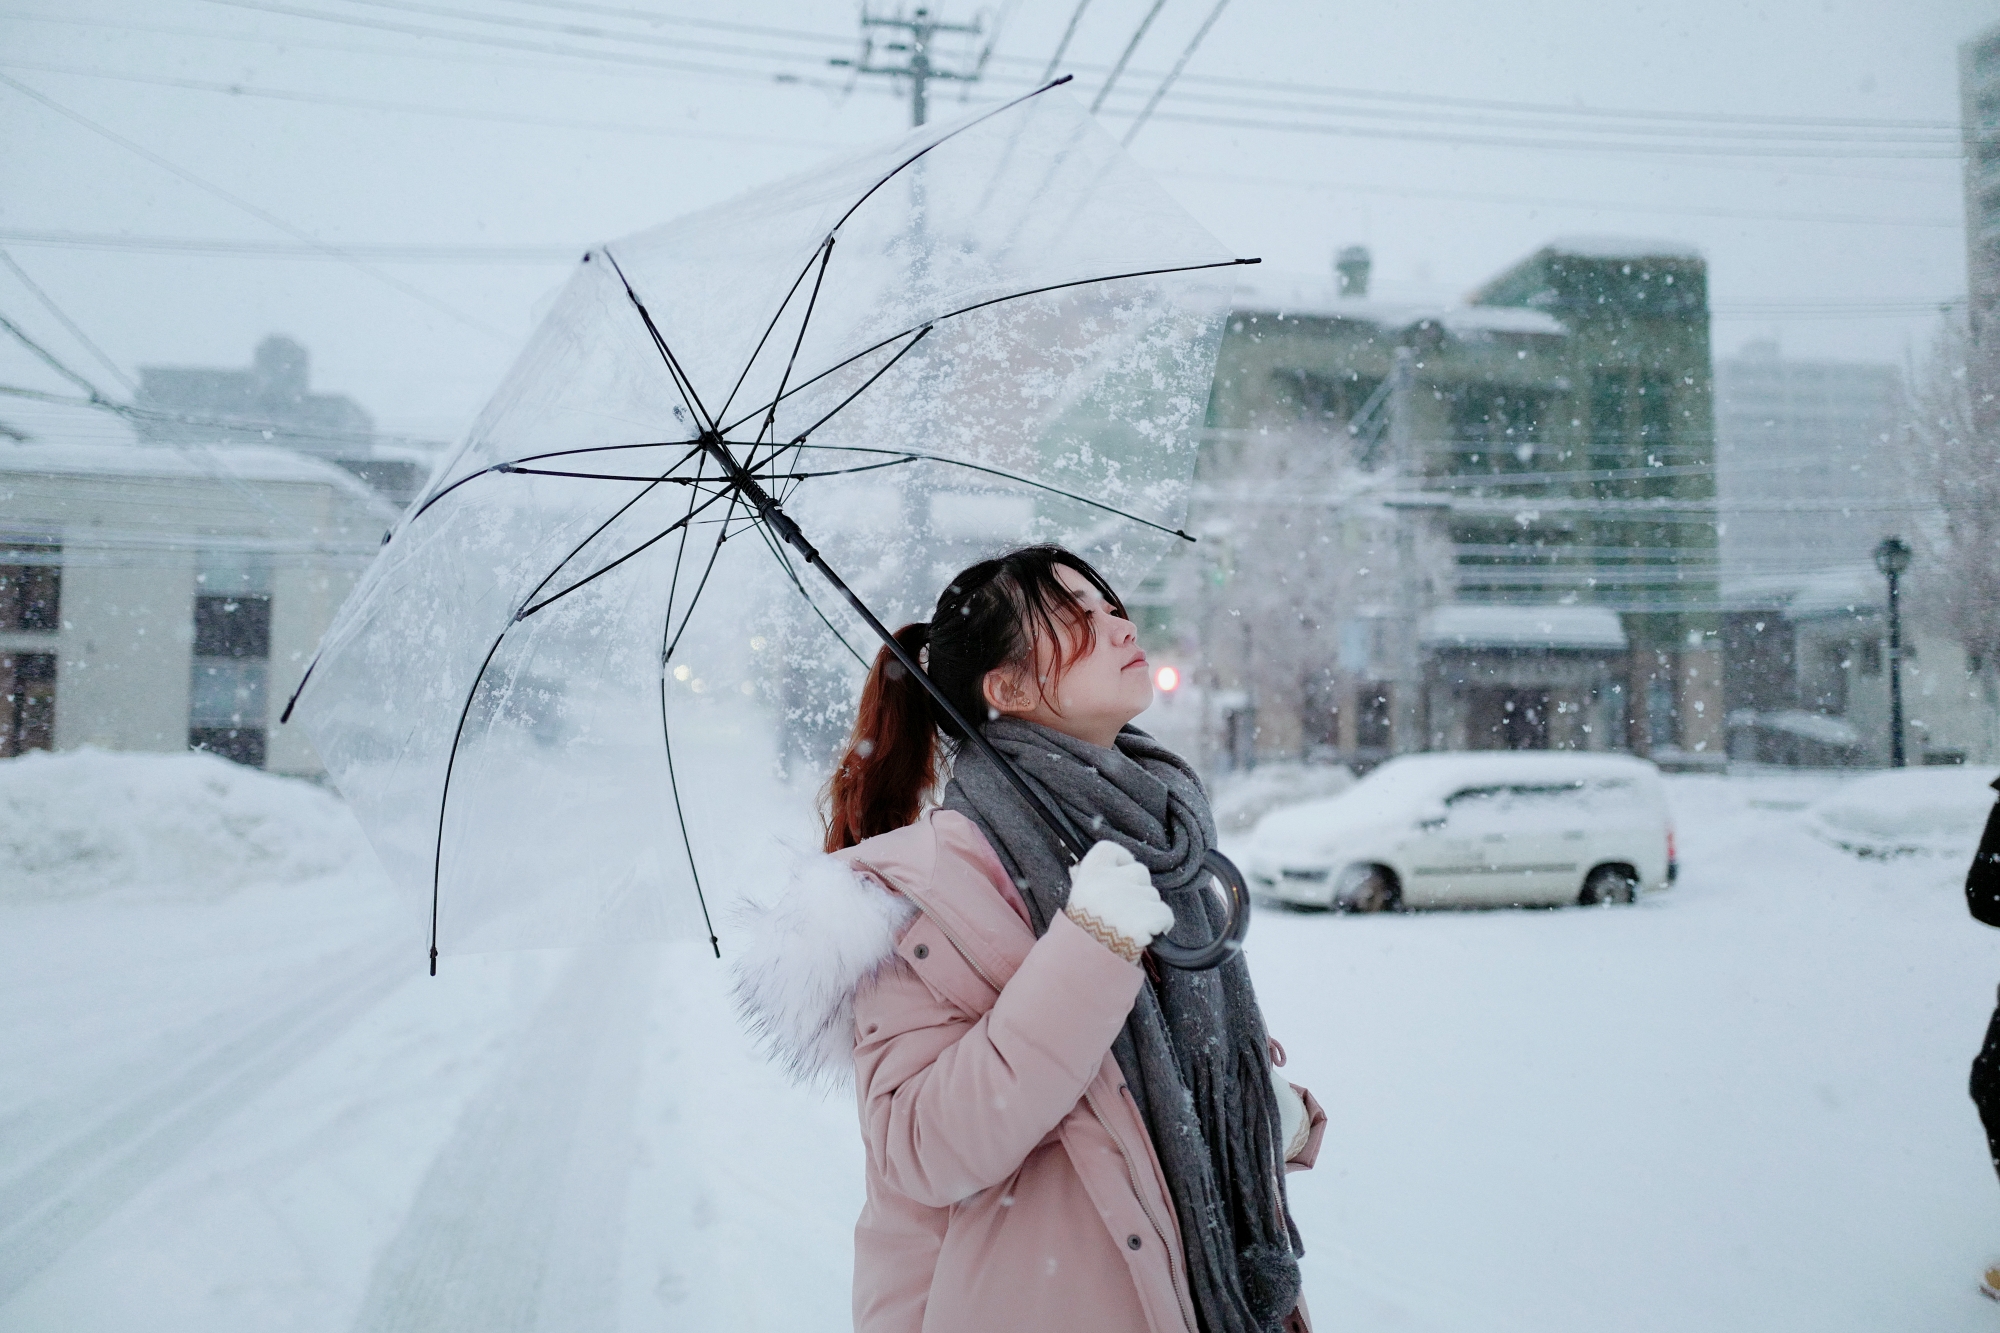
[833,8,984,128]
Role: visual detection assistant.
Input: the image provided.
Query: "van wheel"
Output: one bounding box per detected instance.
[1335,864,1402,913]
[1579,865,1638,906]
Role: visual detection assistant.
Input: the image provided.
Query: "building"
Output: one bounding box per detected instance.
[134,335,430,507]
[0,442,394,773]
[1724,569,1999,766]
[1175,236,1719,766]
[1712,340,1905,580]
[1965,20,2000,435]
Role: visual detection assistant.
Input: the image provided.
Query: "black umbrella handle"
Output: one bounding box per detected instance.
[1149,848,1251,970]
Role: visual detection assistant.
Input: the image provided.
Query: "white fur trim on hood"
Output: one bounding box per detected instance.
[731,850,916,1090]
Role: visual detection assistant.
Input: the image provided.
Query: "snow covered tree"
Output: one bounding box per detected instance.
[1905,314,2000,674]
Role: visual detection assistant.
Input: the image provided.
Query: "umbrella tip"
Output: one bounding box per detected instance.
[429,948,438,977]
[1048,74,1074,88]
[1235,257,1262,266]
[709,935,721,960]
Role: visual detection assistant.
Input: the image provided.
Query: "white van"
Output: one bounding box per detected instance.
[1245,752,1675,911]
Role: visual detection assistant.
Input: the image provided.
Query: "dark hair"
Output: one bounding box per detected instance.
[822,545,1125,853]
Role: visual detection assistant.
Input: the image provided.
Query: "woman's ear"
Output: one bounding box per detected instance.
[982,664,1032,718]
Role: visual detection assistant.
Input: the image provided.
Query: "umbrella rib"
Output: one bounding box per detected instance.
[719,255,1257,438]
[407,440,699,525]
[753,235,837,453]
[518,484,736,621]
[497,464,735,489]
[663,485,742,664]
[658,449,720,958]
[428,631,508,975]
[748,514,871,670]
[716,236,828,429]
[721,75,1074,422]
[427,455,709,971]
[828,76,1075,239]
[779,325,935,446]
[783,444,1195,541]
[602,247,716,434]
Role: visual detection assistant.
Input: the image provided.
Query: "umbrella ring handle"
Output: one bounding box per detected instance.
[1148,848,1252,970]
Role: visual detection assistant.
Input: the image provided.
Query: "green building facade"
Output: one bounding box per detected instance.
[1176,238,1720,765]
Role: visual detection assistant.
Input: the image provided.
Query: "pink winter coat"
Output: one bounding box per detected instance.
[733,808,1326,1333]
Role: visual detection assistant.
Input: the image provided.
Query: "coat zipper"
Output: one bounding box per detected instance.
[911,902,1198,1333]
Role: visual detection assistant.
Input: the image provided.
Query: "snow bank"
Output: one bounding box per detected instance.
[1802,765,2000,858]
[0,748,371,899]
[1211,761,1354,833]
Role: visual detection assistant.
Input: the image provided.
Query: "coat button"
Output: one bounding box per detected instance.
[913,943,929,960]
[1127,1234,1143,1250]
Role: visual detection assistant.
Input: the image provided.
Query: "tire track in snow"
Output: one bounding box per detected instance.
[349,944,652,1333]
[0,941,408,1304]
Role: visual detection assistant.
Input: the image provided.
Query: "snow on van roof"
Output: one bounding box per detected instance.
[1251,749,1660,843]
[1421,604,1627,651]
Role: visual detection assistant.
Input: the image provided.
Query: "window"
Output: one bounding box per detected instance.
[1591,371,1676,498]
[1450,386,1548,476]
[0,545,60,632]
[1,651,55,756]
[189,553,272,767]
[1356,684,1393,750]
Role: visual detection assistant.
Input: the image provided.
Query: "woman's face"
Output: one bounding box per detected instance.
[981,564,1155,749]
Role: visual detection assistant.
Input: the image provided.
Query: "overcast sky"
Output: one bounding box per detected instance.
[1,0,1989,444]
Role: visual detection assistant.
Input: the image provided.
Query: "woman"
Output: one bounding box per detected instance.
[734,546,1325,1333]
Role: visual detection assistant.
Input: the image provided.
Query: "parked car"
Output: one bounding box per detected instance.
[1245,752,1675,911]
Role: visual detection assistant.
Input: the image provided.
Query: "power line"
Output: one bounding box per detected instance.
[389,0,852,49]
[10,4,1955,137]
[0,58,848,152]
[0,248,135,392]
[325,0,843,68]
[1122,0,1227,147]
[1090,0,1166,115]
[1040,0,1092,81]
[0,229,579,263]
[191,0,854,88]
[0,7,872,92]
[0,72,509,340]
[1153,166,1959,229]
[1116,105,1961,160]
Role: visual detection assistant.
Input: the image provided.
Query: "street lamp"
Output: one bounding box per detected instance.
[1873,536,1913,768]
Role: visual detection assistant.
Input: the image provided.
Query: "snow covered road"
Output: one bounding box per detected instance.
[3,753,1998,1330]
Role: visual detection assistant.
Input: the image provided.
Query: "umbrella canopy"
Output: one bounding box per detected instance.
[289,83,1251,970]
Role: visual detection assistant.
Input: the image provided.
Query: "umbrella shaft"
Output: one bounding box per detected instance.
[699,435,1092,864]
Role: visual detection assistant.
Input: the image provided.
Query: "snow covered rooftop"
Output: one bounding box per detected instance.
[1421,603,1628,651]
[0,441,386,500]
[1230,272,1566,337]
[1723,567,1879,619]
[1539,235,1704,261]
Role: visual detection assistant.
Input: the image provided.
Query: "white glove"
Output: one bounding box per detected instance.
[1271,1068,1310,1161]
[1064,841,1176,963]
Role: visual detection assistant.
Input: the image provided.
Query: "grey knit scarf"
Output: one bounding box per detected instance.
[944,718,1303,1333]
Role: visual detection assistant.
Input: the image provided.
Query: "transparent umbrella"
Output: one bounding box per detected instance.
[286,81,1254,973]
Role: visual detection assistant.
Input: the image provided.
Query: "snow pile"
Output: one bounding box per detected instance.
[0,748,371,899]
[1801,765,2000,858]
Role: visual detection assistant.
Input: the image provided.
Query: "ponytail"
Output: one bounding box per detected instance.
[824,622,937,852]
[820,545,1124,853]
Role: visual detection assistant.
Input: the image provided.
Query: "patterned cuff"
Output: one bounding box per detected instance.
[1065,903,1145,964]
